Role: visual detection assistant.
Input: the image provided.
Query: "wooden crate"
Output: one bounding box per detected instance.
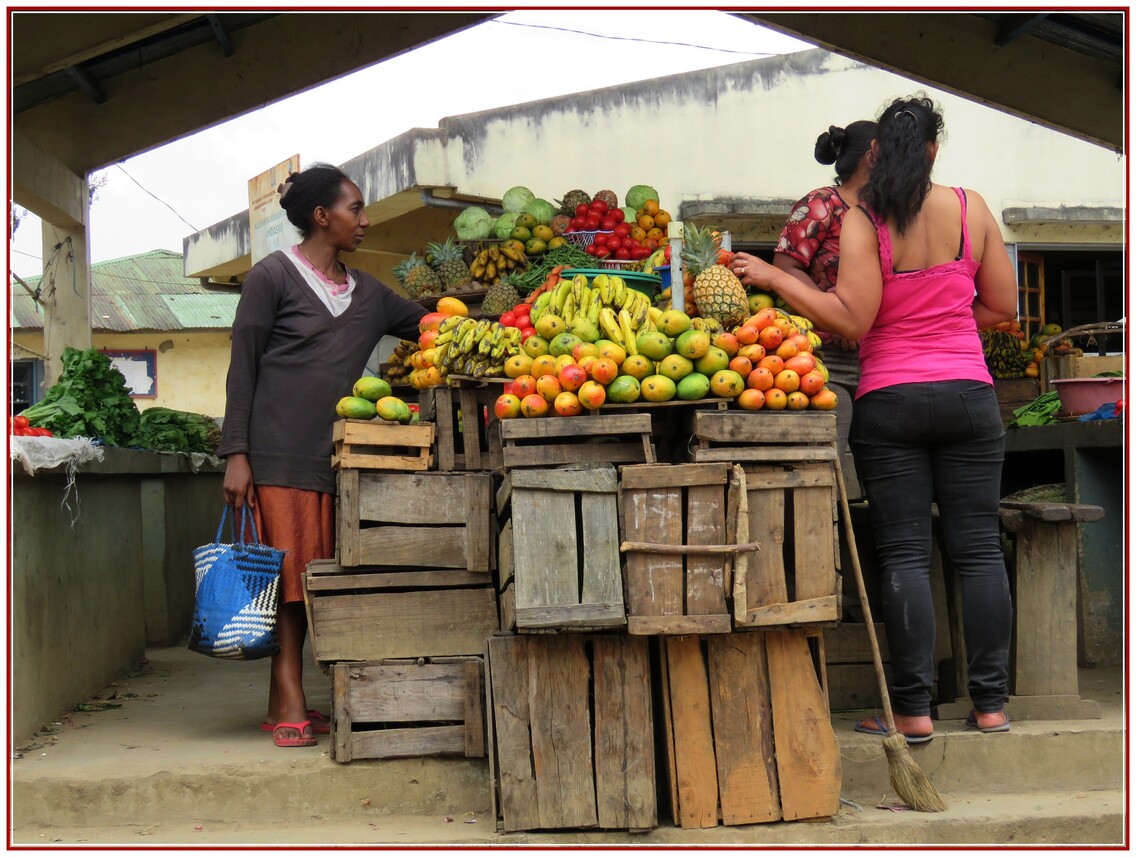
[655,629,841,829]
[329,657,485,763]
[331,418,435,471]
[336,469,493,569]
[496,464,624,632]
[733,460,841,627]
[419,384,502,472]
[1042,351,1124,392]
[496,412,655,469]
[685,410,838,464]
[619,462,749,635]
[486,634,656,832]
[822,622,892,711]
[994,378,1042,425]
[303,560,498,663]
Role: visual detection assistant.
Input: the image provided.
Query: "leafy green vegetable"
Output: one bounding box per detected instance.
[135,407,221,454]
[20,348,141,445]
[502,186,535,214]
[453,206,492,241]
[1009,391,1062,427]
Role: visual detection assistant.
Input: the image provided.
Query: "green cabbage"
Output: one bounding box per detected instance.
[620,207,637,224]
[502,186,535,214]
[625,184,660,211]
[524,198,557,226]
[492,211,520,240]
[453,206,492,241]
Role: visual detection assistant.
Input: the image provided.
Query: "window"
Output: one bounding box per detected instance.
[10,359,44,414]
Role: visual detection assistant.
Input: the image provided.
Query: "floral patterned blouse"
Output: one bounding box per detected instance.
[774,186,850,291]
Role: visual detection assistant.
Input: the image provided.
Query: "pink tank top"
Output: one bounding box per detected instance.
[855,187,992,398]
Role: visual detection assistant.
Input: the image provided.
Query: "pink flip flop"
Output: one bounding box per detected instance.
[271,720,317,748]
[261,709,331,735]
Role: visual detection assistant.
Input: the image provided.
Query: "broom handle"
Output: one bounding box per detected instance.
[835,453,898,735]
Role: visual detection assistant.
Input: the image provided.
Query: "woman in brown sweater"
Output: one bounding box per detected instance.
[218,163,426,747]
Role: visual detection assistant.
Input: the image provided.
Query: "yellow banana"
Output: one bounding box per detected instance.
[611,276,626,308]
[630,292,650,331]
[618,309,638,355]
[572,274,588,307]
[620,285,638,313]
[648,306,663,327]
[587,288,602,325]
[561,293,576,326]
[594,273,611,305]
[551,279,573,315]
[599,307,625,347]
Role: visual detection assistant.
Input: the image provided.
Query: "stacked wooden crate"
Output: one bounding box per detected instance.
[304,421,497,763]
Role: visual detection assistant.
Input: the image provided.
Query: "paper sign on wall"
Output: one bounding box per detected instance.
[249,156,302,265]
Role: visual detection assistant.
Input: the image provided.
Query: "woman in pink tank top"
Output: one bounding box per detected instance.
[740,94,1018,742]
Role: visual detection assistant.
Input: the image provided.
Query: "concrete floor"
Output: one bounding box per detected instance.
[10,644,1127,849]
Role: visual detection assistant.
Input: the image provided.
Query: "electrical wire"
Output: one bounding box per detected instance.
[491,18,778,58]
[115,164,200,232]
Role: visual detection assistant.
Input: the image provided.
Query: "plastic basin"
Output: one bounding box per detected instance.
[1050,376,1125,415]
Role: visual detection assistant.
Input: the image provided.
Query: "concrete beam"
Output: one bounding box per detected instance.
[12,131,87,228]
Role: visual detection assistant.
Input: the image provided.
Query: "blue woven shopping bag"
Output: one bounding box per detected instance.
[188,506,283,660]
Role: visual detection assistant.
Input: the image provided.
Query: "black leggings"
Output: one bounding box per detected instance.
[850,380,1012,716]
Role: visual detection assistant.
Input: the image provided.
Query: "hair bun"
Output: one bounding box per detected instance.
[814,125,846,165]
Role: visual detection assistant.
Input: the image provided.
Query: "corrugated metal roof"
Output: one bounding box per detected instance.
[11,249,239,332]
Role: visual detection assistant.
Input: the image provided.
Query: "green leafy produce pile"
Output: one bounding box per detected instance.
[1009,391,1061,427]
[20,347,141,445]
[135,407,221,454]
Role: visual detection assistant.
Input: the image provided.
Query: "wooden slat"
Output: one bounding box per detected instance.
[465,472,493,571]
[332,662,351,762]
[793,482,836,601]
[458,387,484,471]
[627,615,732,636]
[305,569,489,592]
[744,478,788,610]
[707,633,780,825]
[332,449,432,471]
[503,442,648,469]
[693,446,836,463]
[334,419,435,447]
[1013,520,1079,696]
[686,480,729,618]
[508,464,618,493]
[665,636,719,829]
[337,662,469,721]
[487,635,540,832]
[655,638,681,823]
[498,584,516,633]
[337,468,361,566]
[528,636,597,830]
[355,525,469,569]
[501,413,652,440]
[742,595,840,627]
[579,489,622,608]
[593,636,656,830]
[515,604,625,629]
[497,518,515,590]
[619,462,729,491]
[349,725,465,759]
[512,487,578,612]
[309,587,498,662]
[766,629,841,821]
[425,387,458,473]
[464,659,485,757]
[622,479,683,618]
[692,410,836,445]
[357,472,471,524]
[1000,500,1106,523]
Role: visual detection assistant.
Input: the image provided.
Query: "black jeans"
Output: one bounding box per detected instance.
[850,380,1012,717]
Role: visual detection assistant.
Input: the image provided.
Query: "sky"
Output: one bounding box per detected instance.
[8,10,812,280]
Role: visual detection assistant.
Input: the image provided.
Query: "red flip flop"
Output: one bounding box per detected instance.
[260,709,331,735]
[272,720,317,748]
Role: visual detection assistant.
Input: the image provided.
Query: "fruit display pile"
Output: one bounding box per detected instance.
[979,320,1063,379]
[335,375,419,424]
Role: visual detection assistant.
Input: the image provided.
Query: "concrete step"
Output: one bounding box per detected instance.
[10,647,1125,846]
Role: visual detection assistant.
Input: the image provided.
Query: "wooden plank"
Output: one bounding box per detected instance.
[305,569,489,592]
[497,518,515,590]
[357,472,473,524]
[512,487,578,613]
[337,662,469,721]
[464,472,493,571]
[692,410,837,445]
[1000,500,1106,523]
[619,462,729,491]
[464,660,485,757]
[593,636,656,830]
[528,636,597,830]
[686,480,729,618]
[349,725,466,759]
[1013,521,1080,697]
[484,637,502,831]
[498,584,516,633]
[579,489,623,609]
[509,464,618,493]
[693,446,836,464]
[503,442,648,469]
[354,525,470,569]
[487,635,540,832]
[742,596,840,627]
[622,478,683,619]
[822,622,890,663]
[655,638,680,824]
[515,604,625,630]
[332,662,351,762]
[458,387,484,471]
[707,634,780,825]
[744,478,788,611]
[766,629,841,821]
[665,636,719,829]
[332,449,432,471]
[793,481,836,601]
[501,413,652,440]
[309,587,498,662]
[337,468,361,566]
[334,419,434,447]
[627,615,732,636]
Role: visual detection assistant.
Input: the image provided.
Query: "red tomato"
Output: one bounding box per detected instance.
[520,327,537,341]
[613,222,632,238]
[586,244,599,256]
[575,203,589,217]
[605,234,621,251]
[664,244,671,262]
[611,208,626,223]
[569,217,585,231]
[13,415,29,429]
[590,199,609,214]
[615,247,631,260]
[499,311,516,328]
[600,216,616,231]
[621,236,636,250]
[585,213,602,230]
[512,303,530,317]
[594,246,611,259]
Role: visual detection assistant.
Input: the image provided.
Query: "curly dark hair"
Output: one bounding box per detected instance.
[814,120,877,186]
[278,163,351,238]
[862,94,946,235]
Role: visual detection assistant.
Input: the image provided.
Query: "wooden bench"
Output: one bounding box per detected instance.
[936,500,1105,721]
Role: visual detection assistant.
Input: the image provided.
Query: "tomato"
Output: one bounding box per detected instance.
[663,244,672,262]
[615,247,631,260]
[590,199,609,214]
[575,203,589,217]
[613,222,632,238]
[605,234,621,251]
[520,327,537,341]
[569,217,585,231]
[512,303,530,317]
[586,244,599,256]
[1115,399,1126,414]
[611,208,626,224]
[585,213,601,230]
[594,246,611,259]
[13,415,29,429]
[600,216,616,231]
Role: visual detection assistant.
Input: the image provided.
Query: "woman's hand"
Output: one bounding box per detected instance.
[730,252,782,292]
[223,454,256,509]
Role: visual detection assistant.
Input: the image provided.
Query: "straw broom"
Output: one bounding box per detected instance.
[835,454,947,812]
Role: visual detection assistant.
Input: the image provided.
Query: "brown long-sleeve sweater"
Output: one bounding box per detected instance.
[217,251,426,494]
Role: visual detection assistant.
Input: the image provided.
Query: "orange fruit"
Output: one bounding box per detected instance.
[728,355,753,377]
[758,325,784,350]
[799,371,826,396]
[646,227,664,243]
[783,353,817,376]
[736,388,765,410]
[637,214,655,230]
[774,368,801,393]
[738,343,766,363]
[642,200,661,216]
[653,210,671,227]
[809,388,838,410]
[786,391,810,410]
[530,355,558,378]
[757,355,784,376]
[746,366,775,391]
[735,324,760,346]
[765,388,788,410]
[520,393,549,418]
[775,340,800,361]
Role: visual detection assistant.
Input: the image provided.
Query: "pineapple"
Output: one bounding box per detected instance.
[556,189,591,215]
[401,251,442,299]
[482,272,522,316]
[680,224,748,327]
[426,236,472,291]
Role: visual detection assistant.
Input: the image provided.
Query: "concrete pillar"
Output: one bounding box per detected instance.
[12,131,91,385]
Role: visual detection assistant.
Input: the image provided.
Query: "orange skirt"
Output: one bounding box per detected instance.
[251,485,335,604]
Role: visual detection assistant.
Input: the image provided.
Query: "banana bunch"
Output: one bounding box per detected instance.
[433,314,521,379]
[780,310,824,351]
[979,328,1033,379]
[382,339,419,383]
[468,242,528,285]
[641,247,668,275]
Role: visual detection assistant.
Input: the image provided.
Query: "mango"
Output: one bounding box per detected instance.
[353,376,392,402]
[376,396,411,423]
[337,396,376,420]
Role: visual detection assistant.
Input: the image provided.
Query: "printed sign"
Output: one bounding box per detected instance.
[249,155,302,265]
